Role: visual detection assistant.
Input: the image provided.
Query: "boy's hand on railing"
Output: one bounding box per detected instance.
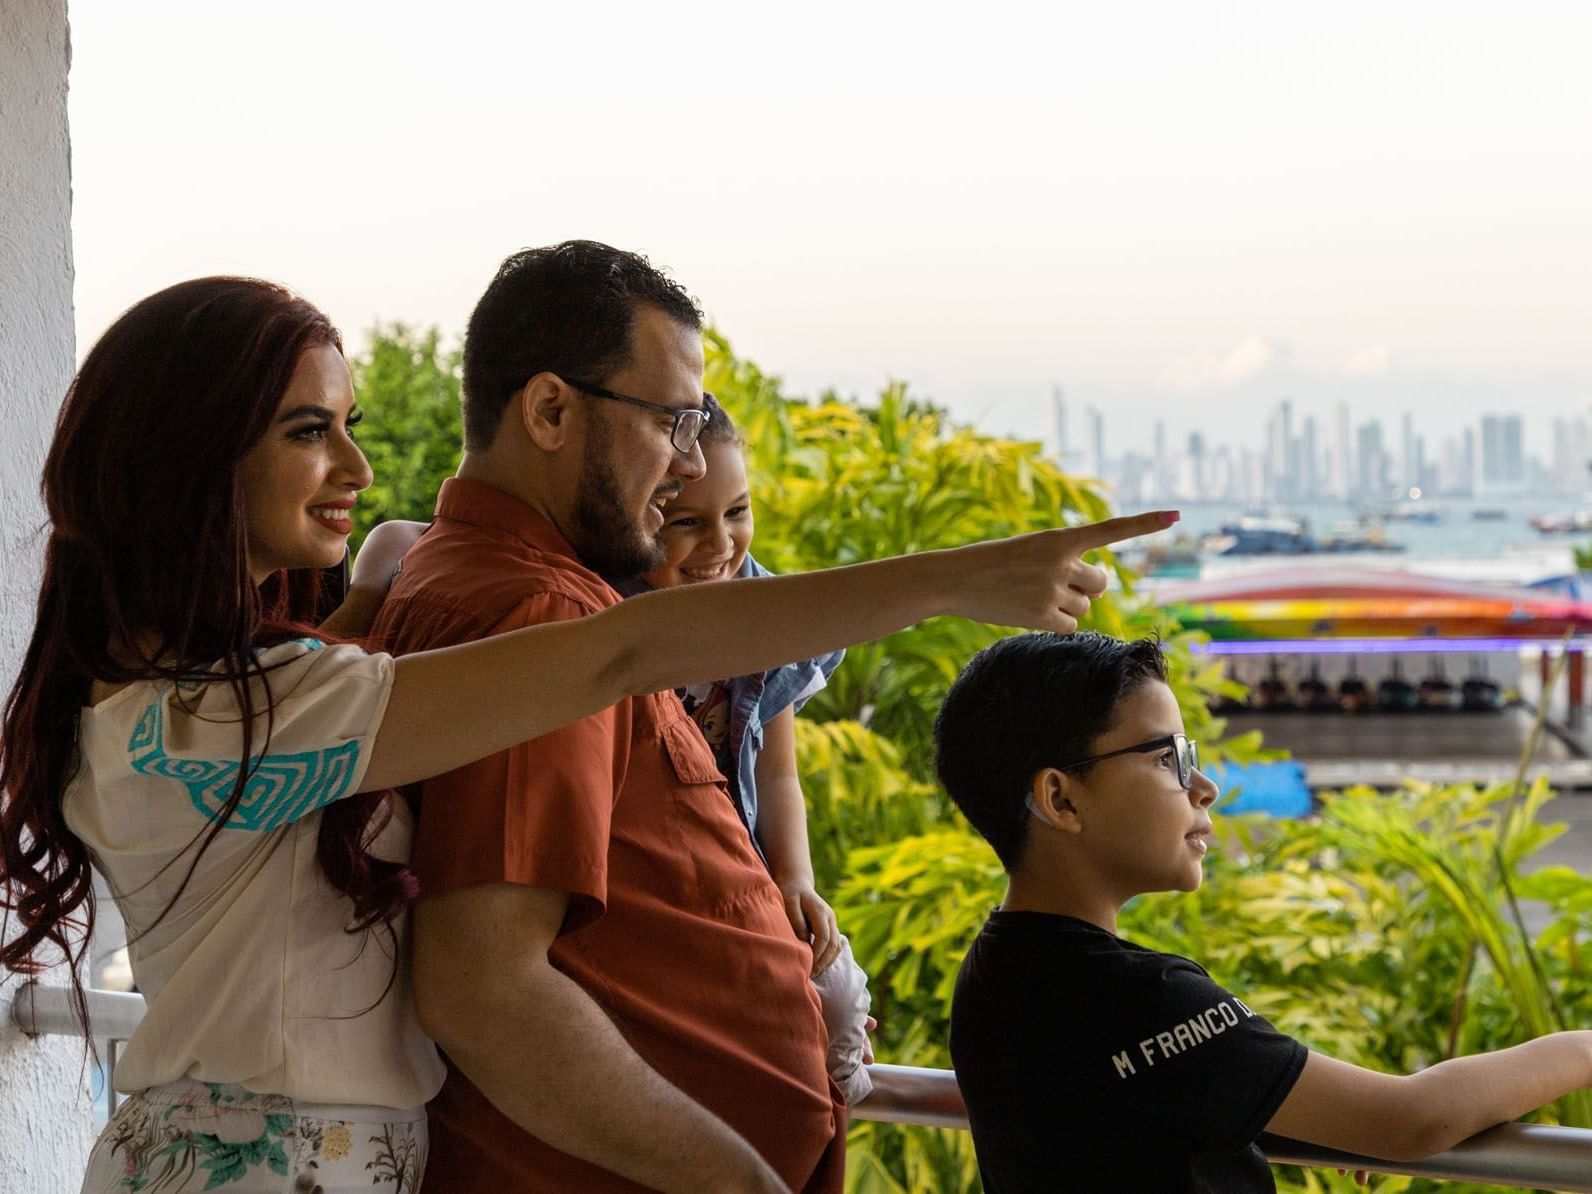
[943,511,1179,633]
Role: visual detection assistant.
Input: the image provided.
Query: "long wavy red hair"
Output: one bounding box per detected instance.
[0,277,415,1031]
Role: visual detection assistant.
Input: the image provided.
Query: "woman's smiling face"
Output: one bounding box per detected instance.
[643,439,754,588]
[236,344,372,584]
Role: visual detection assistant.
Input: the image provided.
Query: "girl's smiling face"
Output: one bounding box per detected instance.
[643,439,754,588]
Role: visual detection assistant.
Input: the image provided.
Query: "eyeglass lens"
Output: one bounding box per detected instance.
[1177,736,1199,788]
[672,409,707,453]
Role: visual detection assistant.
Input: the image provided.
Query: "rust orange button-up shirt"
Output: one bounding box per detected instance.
[372,478,843,1193]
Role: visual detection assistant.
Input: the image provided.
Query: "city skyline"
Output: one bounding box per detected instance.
[1052,392,1592,505]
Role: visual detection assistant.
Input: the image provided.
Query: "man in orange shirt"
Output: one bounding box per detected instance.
[373,241,838,1193]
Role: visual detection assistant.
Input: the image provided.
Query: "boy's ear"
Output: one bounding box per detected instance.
[1028,769,1084,835]
[519,372,575,452]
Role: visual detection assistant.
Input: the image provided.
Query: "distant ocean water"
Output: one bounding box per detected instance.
[1142,495,1591,562]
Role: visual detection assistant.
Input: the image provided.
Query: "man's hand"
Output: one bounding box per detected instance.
[413,883,791,1194]
[941,510,1178,633]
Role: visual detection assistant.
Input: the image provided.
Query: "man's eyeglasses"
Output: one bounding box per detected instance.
[1055,734,1202,791]
[562,377,712,453]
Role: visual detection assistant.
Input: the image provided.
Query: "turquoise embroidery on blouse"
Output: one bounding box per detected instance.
[127,697,360,831]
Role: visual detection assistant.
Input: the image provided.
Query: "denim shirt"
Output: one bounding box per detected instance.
[615,554,844,840]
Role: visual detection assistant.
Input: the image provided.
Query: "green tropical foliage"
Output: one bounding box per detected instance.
[346,323,462,549]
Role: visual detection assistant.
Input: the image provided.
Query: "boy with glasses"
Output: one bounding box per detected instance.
[937,631,1592,1193]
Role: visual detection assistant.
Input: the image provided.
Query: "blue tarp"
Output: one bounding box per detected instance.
[1207,760,1313,818]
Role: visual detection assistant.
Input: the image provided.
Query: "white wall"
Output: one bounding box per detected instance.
[0,1,97,1188]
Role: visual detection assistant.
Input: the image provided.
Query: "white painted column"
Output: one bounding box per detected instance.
[0,1,97,1188]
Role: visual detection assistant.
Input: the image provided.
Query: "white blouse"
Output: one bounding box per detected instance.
[63,639,445,1109]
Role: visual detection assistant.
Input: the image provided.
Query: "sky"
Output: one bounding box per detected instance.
[66,1,1592,460]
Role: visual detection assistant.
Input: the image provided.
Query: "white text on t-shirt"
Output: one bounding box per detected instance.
[1111,997,1258,1079]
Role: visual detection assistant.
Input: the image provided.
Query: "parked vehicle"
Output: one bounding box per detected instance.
[1338,659,1374,713]
[1418,660,1460,710]
[1296,663,1338,711]
[1377,660,1420,712]
[1461,659,1506,711]
[1253,658,1294,711]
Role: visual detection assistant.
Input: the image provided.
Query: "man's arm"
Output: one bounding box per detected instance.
[412,882,791,1194]
[1266,1035,1592,1161]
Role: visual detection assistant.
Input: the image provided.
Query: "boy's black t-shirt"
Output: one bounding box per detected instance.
[950,910,1308,1194]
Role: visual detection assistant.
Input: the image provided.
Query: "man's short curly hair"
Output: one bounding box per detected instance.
[461,240,703,451]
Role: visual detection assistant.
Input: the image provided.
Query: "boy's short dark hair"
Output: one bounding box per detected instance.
[934,632,1168,870]
[461,240,704,451]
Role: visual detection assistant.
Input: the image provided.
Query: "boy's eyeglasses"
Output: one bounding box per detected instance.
[1055,734,1201,791]
[562,377,713,453]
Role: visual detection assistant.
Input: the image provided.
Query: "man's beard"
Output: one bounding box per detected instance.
[569,414,671,579]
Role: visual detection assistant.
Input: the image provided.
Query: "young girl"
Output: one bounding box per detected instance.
[631,398,872,1102]
[0,277,1170,1193]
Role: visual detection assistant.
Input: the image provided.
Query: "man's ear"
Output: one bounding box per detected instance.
[519,372,575,452]
[1028,769,1084,835]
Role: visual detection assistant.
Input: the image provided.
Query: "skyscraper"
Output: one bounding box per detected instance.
[1356,420,1387,499]
[1550,416,1591,495]
[1300,415,1319,500]
[1480,414,1525,492]
[1051,386,1068,468]
[1188,431,1208,497]
[1401,411,1419,494]
[1086,406,1105,479]
[1267,399,1296,502]
[1333,403,1352,499]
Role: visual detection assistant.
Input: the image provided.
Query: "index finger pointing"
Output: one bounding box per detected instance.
[1062,510,1179,553]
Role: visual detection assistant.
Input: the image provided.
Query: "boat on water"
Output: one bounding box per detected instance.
[1472,507,1509,521]
[1201,513,1316,556]
[1385,500,1445,524]
[1134,532,1202,577]
[1530,511,1592,534]
[1201,512,1404,557]
[1321,519,1404,553]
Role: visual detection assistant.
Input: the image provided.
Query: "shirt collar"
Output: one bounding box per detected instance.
[433,477,582,563]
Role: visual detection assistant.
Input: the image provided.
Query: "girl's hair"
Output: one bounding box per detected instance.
[0,277,415,1032]
[699,393,742,448]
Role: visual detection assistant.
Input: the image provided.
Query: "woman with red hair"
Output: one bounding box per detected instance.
[1,276,1169,1193]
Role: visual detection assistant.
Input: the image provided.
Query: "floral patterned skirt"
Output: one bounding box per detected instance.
[81,1078,427,1194]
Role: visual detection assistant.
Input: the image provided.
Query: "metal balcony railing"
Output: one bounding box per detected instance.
[13,983,1592,1191]
[849,1064,1592,1191]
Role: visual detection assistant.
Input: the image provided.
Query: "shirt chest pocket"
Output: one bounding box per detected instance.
[660,716,724,785]
[636,705,769,912]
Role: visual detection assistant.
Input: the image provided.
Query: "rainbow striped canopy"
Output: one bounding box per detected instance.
[1154,568,1592,642]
